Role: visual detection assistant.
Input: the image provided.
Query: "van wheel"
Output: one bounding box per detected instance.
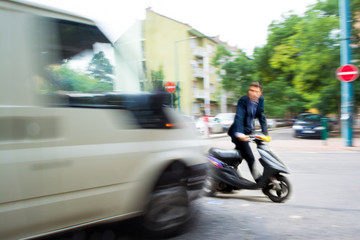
[140,184,190,238]
[201,177,216,197]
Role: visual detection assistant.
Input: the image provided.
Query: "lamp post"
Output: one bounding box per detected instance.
[174,36,197,111]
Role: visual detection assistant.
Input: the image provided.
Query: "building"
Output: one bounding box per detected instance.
[114,8,231,116]
[144,8,225,116]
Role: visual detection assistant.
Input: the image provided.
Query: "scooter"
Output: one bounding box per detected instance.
[203,134,291,203]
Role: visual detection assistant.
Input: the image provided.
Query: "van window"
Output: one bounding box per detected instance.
[35,18,116,94]
[32,17,173,129]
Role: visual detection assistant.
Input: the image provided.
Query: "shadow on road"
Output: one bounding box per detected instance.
[39,219,147,240]
[207,191,273,203]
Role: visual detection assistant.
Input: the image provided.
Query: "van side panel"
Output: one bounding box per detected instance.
[0,9,37,106]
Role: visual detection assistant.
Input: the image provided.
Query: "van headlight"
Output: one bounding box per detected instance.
[292,125,303,130]
[314,126,325,130]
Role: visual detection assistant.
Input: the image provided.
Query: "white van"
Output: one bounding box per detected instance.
[0,1,207,239]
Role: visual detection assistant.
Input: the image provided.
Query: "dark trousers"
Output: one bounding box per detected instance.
[232,138,261,181]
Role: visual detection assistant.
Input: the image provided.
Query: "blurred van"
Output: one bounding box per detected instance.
[0,1,207,239]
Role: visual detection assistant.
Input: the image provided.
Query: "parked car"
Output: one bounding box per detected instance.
[196,117,224,134]
[214,113,235,131]
[266,119,277,128]
[275,119,290,127]
[0,1,207,239]
[254,118,277,129]
[287,119,296,126]
[292,113,328,138]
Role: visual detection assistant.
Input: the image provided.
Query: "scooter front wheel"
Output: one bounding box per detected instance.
[262,175,291,203]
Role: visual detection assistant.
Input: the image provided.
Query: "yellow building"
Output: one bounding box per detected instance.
[114,8,230,116]
[143,8,223,116]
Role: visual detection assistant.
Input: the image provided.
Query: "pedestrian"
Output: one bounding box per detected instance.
[228,81,269,182]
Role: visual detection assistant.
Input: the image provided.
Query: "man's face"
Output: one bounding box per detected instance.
[248,86,262,102]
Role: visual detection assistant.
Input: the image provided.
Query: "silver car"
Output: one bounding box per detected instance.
[215,113,235,132]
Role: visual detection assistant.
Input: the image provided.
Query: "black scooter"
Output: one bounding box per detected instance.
[203,134,291,203]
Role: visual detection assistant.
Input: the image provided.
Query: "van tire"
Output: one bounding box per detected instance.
[140,184,190,238]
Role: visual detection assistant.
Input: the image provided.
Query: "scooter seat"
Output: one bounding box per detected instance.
[209,148,242,166]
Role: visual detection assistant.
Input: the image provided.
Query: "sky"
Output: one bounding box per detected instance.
[26,0,319,56]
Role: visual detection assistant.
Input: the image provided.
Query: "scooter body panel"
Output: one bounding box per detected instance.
[207,156,259,190]
[257,144,290,174]
[207,138,290,193]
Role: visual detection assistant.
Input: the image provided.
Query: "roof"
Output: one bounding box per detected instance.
[1,0,94,25]
[146,7,218,44]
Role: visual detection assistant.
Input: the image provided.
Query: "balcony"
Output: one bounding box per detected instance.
[193,89,205,99]
[193,68,204,78]
[193,47,204,57]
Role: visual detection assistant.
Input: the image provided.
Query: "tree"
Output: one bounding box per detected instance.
[41,65,113,93]
[87,51,114,84]
[252,0,349,116]
[268,8,340,115]
[148,67,174,107]
[213,0,360,117]
[212,45,255,98]
[150,68,165,92]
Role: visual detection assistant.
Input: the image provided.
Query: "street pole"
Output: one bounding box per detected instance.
[174,37,197,112]
[339,0,354,146]
[203,50,211,116]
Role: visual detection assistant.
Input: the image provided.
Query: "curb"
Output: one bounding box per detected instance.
[199,127,288,139]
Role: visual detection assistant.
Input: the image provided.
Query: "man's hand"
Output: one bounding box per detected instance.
[237,135,250,141]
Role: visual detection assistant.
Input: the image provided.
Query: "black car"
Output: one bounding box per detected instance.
[292,113,328,138]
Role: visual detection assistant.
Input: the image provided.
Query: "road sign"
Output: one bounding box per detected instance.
[165,82,176,93]
[336,64,359,82]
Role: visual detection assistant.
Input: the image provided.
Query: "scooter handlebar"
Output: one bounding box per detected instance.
[248,134,271,142]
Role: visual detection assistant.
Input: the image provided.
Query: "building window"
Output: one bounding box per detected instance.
[210,84,215,94]
[192,103,200,115]
[190,38,197,48]
[207,44,214,54]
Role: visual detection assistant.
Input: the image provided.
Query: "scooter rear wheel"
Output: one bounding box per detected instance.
[262,175,291,203]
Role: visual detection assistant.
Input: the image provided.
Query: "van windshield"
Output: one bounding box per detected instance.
[35,18,118,94]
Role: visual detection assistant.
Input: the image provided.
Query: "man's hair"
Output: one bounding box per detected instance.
[250,81,263,91]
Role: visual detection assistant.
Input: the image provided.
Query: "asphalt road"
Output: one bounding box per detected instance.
[41,128,360,240]
[171,128,360,240]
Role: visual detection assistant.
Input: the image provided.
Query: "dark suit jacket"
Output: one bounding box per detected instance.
[228,95,268,141]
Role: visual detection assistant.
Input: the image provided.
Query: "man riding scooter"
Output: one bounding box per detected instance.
[204,82,291,202]
[228,81,268,183]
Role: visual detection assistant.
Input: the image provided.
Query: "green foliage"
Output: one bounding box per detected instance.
[150,68,165,92]
[41,65,113,93]
[262,78,308,117]
[212,45,255,98]
[149,67,174,107]
[214,0,360,117]
[87,51,114,84]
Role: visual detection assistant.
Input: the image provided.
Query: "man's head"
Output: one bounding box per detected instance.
[248,81,262,102]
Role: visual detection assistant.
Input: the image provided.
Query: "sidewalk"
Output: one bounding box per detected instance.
[269,137,360,152]
[202,130,360,153]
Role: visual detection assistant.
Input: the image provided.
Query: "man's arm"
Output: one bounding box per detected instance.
[233,97,249,141]
[257,97,268,135]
